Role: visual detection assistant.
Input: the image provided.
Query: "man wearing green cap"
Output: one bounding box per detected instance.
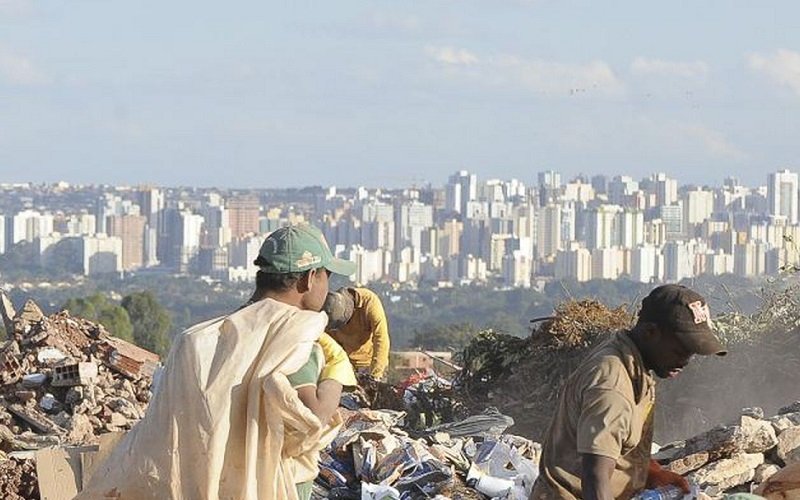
[78,224,357,500]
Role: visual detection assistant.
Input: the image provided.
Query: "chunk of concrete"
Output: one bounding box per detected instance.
[688,453,764,490]
[777,426,800,465]
[741,415,778,454]
[753,463,781,484]
[772,412,800,433]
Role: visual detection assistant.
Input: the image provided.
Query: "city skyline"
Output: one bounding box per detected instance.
[1,2,800,187]
[0,167,795,289]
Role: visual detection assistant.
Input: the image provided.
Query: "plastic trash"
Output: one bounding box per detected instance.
[361,483,401,500]
[36,347,67,364]
[633,485,697,500]
[22,373,47,387]
[39,393,61,412]
[468,475,515,497]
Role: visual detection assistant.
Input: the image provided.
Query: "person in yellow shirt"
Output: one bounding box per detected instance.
[322,287,390,380]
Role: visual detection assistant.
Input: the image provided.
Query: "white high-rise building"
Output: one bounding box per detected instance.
[631,245,661,283]
[653,173,678,207]
[555,245,592,282]
[80,234,123,276]
[587,204,622,249]
[9,210,54,245]
[591,247,624,280]
[446,170,477,215]
[0,216,5,254]
[767,169,799,224]
[619,209,645,249]
[536,205,562,260]
[684,188,715,235]
[396,201,433,252]
[663,240,695,282]
[349,245,388,284]
[502,250,532,288]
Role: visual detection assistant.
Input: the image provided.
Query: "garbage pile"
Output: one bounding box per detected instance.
[655,402,800,498]
[311,402,540,500]
[0,293,159,498]
[456,299,634,441]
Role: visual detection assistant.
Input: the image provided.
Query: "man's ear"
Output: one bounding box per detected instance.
[297,270,314,293]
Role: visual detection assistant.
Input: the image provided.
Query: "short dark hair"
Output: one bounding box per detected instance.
[254,270,309,293]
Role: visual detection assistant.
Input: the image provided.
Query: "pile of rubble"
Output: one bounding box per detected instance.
[0,292,159,498]
[656,402,800,497]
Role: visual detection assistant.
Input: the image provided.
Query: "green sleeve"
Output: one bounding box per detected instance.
[287,345,323,389]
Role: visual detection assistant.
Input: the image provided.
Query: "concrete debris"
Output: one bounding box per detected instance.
[776,426,800,465]
[0,456,38,500]
[688,452,764,491]
[752,463,781,484]
[658,404,800,497]
[0,293,159,499]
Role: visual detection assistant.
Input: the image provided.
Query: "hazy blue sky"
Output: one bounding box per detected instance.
[0,1,797,188]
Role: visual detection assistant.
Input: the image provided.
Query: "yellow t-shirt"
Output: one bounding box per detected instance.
[328,288,390,379]
[532,332,656,500]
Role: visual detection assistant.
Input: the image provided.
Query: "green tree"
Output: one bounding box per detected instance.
[122,291,172,356]
[62,293,134,342]
[411,323,478,351]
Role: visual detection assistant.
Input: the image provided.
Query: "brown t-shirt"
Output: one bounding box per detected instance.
[532,332,656,500]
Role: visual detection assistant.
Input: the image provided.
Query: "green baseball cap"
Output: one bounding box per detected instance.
[256,224,356,276]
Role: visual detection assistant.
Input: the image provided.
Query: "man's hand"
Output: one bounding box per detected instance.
[582,454,616,500]
[647,459,690,493]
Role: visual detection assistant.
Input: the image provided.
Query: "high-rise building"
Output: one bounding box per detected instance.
[106,214,147,271]
[607,176,639,206]
[80,234,123,276]
[536,205,562,260]
[767,169,799,224]
[586,204,622,249]
[653,173,678,207]
[684,188,715,237]
[537,170,562,206]
[502,250,532,288]
[591,247,624,280]
[8,210,54,246]
[631,245,661,283]
[663,240,694,282]
[396,201,434,252]
[446,170,477,215]
[0,216,5,254]
[438,219,462,257]
[619,209,645,249]
[555,245,592,282]
[658,204,684,240]
[137,186,165,230]
[227,195,260,238]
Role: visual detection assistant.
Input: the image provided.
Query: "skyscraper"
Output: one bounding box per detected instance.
[106,214,147,271]
[227,195,260,238]
[653,172,678,207]
[446,170,477,215]
[767,169,799,224]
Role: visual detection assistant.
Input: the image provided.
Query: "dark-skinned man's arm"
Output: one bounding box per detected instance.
[582,454,616,500]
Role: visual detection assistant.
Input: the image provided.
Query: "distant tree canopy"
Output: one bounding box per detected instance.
[121,291,172,356]
[62,293,134,343]
[411,323,478,351]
